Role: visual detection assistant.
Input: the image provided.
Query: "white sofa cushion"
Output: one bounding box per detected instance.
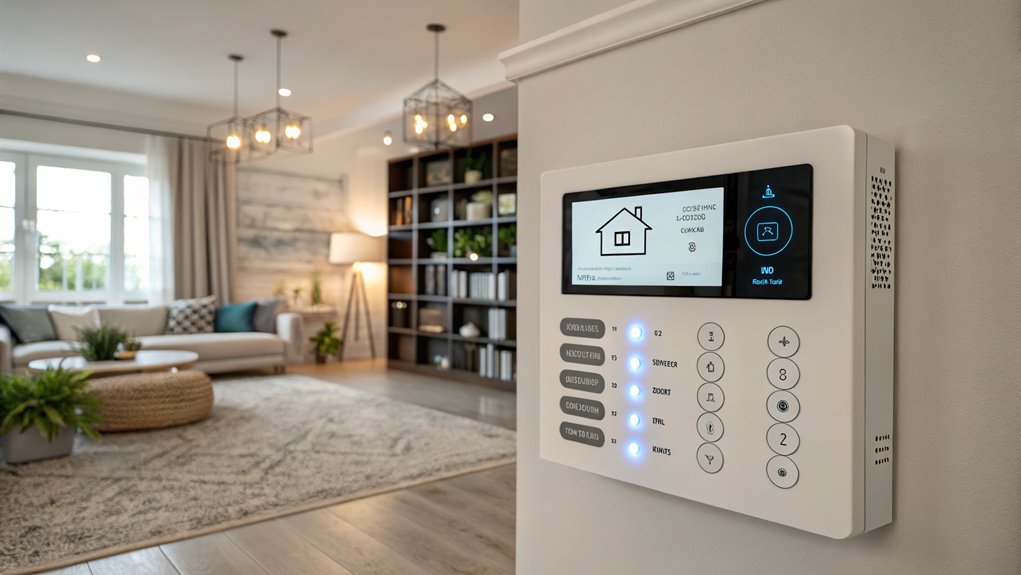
[12,341,80,367]
[137,333,284,361]
[49,305,101,341]
[98,306,168,336]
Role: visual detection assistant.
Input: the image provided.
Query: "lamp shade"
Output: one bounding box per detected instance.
[329,232,385,264]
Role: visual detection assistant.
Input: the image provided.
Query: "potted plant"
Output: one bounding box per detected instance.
[427,229,448,258]
[453,228,471,258]
[116,337,142,360]
[77,325,129,361]
[309,322,343,364]
[464,150,485,184]
[0,368,103,464]
[311,272,324,306]
[499,224,517,257]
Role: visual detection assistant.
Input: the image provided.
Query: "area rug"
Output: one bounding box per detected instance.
[0,374,517,574]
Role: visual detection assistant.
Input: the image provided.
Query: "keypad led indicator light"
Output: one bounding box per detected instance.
[628,413,641,427]
[628,384,642,398]
[628,355,642,372]
[627,441,641,456]
[629,324,644,342]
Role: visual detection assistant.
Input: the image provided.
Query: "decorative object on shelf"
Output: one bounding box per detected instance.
[459,322,481,338]
[115,337,142,361]
[246,29,312,159]
[428,229,448,258]
[77,325,129,362]
[430,196,449,222]
[329,232,385,359]
[390,301,409,328]
[499,223,517,257]
[403,23,471,149]
[291,287,304,310]
[418,307,445,333]
[0,368,103,464]
[207,54,247,163]
[453,228,471,258]
[425,159,452,186]
[499,147,518,177]
[467,189,493,221]
[310,272,324,306]
[308,322,343,364]
[432,354,451,370]
[464,149,486,183]
[498,191,517,216]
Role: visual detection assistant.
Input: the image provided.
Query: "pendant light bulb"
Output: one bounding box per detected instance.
[285,123,302,140]
[226,133,242,150]
[255,128,272,144]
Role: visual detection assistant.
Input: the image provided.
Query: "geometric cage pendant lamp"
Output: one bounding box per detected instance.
[247,29,313,160]
[207,54,247,163]
[403,23,471,149]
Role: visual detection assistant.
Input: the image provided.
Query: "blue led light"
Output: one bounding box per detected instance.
[628,441,641,456]
[629,324,644,342]
[628,384,641,398]
[629,355,642,372]
[628,413,641,427]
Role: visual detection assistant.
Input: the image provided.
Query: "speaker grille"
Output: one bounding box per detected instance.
[869,176,893,290]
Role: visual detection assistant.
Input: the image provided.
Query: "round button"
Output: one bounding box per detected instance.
[697,442,724,474]
[767,390,800,423]
[697,382,725,412]
[767,326,800,358]
[767,455,799,488]
[767,358,800,390]
[696,412,724,442]
[743,205,794,257]
[697,352,724,382]
[697,322,725,351]
[766,423,800,455]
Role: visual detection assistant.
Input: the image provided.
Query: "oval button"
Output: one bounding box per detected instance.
[560,396,605,420]
[560,318,606,339]
[560,421,605,447]
[560,343,605,366]
[559,370,605,393]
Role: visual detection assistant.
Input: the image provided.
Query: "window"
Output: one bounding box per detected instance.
[614,231,630,246]
[0,151,154,303]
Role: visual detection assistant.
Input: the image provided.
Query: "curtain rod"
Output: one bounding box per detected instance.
[0,109,212,142]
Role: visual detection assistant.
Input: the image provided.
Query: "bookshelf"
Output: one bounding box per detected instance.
[386,135,518,387]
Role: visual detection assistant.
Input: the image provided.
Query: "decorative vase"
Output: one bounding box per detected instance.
[466,201,491,221]
[1,427,74,464]
[465,170,482,184]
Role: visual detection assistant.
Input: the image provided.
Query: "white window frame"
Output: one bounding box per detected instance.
[614,230,630,246]
[1,150,148,304]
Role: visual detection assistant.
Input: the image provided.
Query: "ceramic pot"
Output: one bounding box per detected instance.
[1,427,74,464]
[465,170,483,184]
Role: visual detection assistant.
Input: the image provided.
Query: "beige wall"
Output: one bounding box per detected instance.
[516,1,1021,573]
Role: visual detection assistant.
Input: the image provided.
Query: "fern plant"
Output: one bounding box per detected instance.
[0,368,103,441]
[77,325,129,361]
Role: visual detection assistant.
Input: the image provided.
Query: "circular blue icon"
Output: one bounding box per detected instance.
[743,206,794,257]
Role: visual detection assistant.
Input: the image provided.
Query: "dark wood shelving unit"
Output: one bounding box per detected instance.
[386,134,518,387]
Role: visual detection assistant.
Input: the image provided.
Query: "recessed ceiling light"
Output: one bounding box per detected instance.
[85,54,101,63]
[278,88,292,97]
[482,113,495,122]
[382,131,393,146]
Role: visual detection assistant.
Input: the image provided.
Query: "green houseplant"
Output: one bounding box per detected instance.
[427,229,448,258]
[498,224,517,257]
[464,149,486,184]
[309,322,343,364]
[77,325,129,361]
[0,368,103,463]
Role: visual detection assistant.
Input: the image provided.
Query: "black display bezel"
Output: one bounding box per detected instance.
[561,164,813,299]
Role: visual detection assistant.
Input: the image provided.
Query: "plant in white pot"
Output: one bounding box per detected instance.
[0,368,103,464]
[464,150,486,184]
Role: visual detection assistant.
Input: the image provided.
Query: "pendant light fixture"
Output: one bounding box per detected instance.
[403,23,471,149]
[207,54,247,163]
[247,29,312,159]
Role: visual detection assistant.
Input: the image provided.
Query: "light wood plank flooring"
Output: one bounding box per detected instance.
[43,361,517,575]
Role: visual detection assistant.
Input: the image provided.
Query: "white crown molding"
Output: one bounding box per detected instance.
[499,0,769,81]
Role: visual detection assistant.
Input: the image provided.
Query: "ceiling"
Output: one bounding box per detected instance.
[0,0,519,136]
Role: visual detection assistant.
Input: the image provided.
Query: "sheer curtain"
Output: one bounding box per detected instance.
[145,136,236,304]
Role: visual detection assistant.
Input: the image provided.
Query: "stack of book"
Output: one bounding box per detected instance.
[449,270,516,300]
[487,308,514,341]
[422,264,447,296]
[390,196,413,226]
[479,344,515,381]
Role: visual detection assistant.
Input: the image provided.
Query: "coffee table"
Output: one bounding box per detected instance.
[27,350,199,377]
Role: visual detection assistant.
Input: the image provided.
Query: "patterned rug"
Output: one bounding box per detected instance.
[0,375,516,574]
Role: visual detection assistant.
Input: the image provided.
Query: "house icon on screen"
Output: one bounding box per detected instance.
[596,206,652,256]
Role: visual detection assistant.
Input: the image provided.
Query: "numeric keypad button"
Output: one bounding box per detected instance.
[696,352,724,382]
[767,326,800,358]
[766,423,800,455]
[697,322,725,351]
[767,358,800,390]
[697,382,724,412]
[767,390,800,423]
[696,412,724,442]
[697,442,724,474]
[767,455,799,488]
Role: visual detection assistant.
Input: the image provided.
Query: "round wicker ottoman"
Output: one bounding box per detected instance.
[89,370,213,432]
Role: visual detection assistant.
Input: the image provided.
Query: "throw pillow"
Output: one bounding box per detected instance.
[251,298,281,333]
[0,304,57,343]
[48,305,101,341]
[165,296,216,335]
[215,301,257,333]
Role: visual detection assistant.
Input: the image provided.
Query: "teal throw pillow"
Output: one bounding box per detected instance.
[214,302,257,333]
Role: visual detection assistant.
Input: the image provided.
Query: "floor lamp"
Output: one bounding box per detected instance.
[329,232,385,359]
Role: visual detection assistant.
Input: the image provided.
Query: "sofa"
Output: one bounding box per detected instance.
[0,304,303,374]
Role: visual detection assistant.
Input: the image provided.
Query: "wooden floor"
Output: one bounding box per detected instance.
[43,361,517,575]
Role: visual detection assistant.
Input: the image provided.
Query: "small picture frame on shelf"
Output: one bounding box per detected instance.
[425,160,452,186]
[498,192,517,216]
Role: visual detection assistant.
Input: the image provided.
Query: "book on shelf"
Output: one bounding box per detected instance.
[449,269,516,301]
[486,308,515,341]
[424,265,436,295]
[478,344,515,381]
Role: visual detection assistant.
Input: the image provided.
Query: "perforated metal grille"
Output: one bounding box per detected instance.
[870,176,893,290]
[873,433,892,466]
